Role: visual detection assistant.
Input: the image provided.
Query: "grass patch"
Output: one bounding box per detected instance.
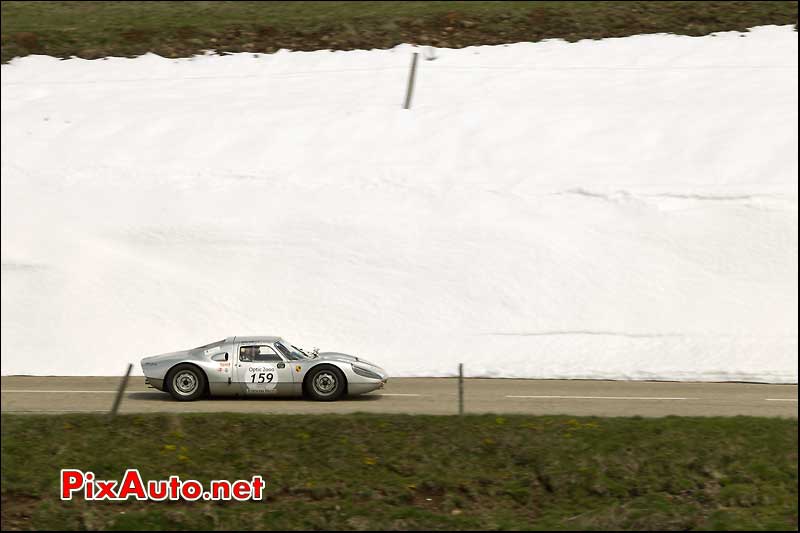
[1,1,798,63]
[1,413,797,530]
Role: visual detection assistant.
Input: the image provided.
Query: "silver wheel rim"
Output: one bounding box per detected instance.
[173,370,198,396]
[313,371,337,396]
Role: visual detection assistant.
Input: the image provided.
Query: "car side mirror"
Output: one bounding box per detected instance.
[211,352,228,362]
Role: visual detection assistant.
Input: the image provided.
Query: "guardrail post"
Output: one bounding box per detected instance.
[458,363,464,415]
[403,52,419,109]
[110,363,133,417]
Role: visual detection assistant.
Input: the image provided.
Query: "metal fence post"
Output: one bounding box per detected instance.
[110,363,133,417]
[458,363,464,415]
[403,52,419,109]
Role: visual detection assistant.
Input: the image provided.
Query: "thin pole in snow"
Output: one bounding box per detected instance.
[403,52,419,109]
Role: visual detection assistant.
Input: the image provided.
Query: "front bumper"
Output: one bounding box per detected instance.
[348,378,386,395]
[144,377,165,391]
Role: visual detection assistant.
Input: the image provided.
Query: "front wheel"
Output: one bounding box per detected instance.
[167,364,207,402]
[306,366,346,401]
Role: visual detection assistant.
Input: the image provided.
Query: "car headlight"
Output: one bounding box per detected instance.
[351,364,382,380]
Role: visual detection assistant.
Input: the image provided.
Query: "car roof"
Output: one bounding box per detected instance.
[227,336,283,344]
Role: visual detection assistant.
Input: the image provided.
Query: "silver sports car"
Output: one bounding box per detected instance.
[140,336,388,401]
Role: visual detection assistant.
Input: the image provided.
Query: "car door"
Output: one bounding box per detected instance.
[234,344,295,396]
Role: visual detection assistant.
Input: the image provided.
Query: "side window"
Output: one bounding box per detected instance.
[240,345,282,363]
[239,346,255,362]
[254,346,282,362]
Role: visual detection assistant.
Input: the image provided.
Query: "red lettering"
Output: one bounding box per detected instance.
[148,480,169,501]
[168,475,181,500]
[95,480,117,500]
[210,480,230,500]
[84,472,94,499]
[60,469,84,500]
[181,480,202,501]
[232,480,250,500]
[251,476,265,500]
[117,469,146,500]
[59,471,267,501]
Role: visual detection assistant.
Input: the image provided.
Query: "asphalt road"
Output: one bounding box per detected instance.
[2,377,797,417]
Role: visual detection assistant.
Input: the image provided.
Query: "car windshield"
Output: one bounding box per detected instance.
[274,341,311,361]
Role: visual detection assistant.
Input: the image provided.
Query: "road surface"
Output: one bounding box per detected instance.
[1,377,796,417]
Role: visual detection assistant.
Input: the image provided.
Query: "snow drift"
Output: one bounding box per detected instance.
[1,26,797,381]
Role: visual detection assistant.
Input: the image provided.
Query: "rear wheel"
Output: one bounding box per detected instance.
[167,364,207,402]
[306,366,346,401]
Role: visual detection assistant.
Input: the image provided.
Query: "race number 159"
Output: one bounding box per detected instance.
[250,372,273,383]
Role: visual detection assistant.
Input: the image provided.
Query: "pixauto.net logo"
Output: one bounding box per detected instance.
[60,469,265,501]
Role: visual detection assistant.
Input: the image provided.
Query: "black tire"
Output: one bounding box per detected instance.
[166,364,207,402]
[305,365,346,401]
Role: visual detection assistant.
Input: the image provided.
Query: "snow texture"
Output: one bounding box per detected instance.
[1,26,797,381]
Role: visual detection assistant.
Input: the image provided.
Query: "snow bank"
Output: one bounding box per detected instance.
[1,26,797,381]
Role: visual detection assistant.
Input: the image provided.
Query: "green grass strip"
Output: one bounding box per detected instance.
[2,1,798,63]
[2,413,797,530]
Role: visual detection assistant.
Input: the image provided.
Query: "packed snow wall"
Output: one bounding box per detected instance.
[1,26,797,381]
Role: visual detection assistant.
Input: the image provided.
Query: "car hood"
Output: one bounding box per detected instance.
[317,352,382,370]
[141,350,191,365]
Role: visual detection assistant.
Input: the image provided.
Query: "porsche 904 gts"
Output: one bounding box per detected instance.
[141,336,388,401]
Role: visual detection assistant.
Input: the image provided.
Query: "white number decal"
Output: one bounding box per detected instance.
[250,372,274,384]
[245,366,278,392]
